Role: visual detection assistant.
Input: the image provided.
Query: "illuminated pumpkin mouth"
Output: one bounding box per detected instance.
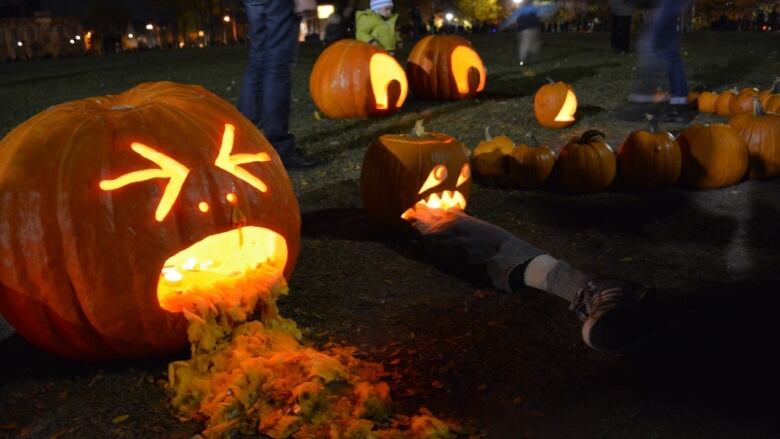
[554,90,578,122]
[157,227,288,312]
[400,190,467,220]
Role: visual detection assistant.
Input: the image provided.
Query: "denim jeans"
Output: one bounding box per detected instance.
[237,0,299,157]
[637,0,692,103]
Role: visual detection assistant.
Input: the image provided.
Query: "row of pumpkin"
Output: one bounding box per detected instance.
[472,101,779,193]
[691,78,780,116]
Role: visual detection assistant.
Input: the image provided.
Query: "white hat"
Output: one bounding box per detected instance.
[371,0,393,11]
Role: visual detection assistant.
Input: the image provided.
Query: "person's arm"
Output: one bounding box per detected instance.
[355,13,379,45]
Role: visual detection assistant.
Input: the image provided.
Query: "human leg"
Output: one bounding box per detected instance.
[237,0,267,128]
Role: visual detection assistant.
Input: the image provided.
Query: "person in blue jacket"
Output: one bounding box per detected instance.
[499,0,559,67]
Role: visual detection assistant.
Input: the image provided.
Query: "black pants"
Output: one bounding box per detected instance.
[611,15,632,53]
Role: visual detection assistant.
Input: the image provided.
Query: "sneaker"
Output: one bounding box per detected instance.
[628,91,670,104]
[571,279,654,352]
[281,148,324,169]
[656,104,697,124]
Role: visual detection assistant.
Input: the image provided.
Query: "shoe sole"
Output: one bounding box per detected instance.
[581,287,654,352]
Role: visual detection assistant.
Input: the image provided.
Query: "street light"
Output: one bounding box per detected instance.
[69,39,75,44]
[223,15,231,22]
[128,33,134,39]
[17,41,23,47]
[445,12,454,21]
[146,23,154,30]
[75,35,81,40]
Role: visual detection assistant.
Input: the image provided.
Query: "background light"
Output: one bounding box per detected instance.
[445,12,454,21]
[17,41,23,47]
[146,23,154,30]
[128,33,134,38]
[317,5,335,19]
[223,15,231,22]
[75,35,81,40]
[69,39,75,44]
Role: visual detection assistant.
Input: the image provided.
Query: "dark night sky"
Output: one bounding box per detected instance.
[37,0,154,19]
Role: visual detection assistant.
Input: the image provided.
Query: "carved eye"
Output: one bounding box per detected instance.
[214,124,271,192]
[457,163,470,186]
[99,142,190,222]
[418,164,448,194]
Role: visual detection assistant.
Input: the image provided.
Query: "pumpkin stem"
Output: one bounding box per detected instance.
[485,126,493,141]
[645,113,659,134]
[576,129,606,144]
[410,120,426,137]
[525,132,540,148]
[545,76,555,84]
[771,76,780,93]
[752,96,766,116]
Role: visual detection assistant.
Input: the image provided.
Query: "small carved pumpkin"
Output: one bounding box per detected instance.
[406,35,486,100]
[0,82,300,360]
[507,134,556,189]
[714,88,738,116]
[729,88,760,116]
[534,79,577,129]
[678,124,749,189]
[697,91,719,113]
[472,127,515,177]
[558,130,616,193]
[310,39,408,118]
[729,99,780,179]
[617,116,681,189]
[361,121,471,227]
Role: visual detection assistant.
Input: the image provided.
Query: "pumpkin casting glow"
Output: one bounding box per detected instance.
[309,39,408,118]
[534,79,577,128]
[0,81,300,360]
[406,35,487,100]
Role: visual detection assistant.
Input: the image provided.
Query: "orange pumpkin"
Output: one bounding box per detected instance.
[729,99,780,179]
[0,82,300,360]
[472,127,515,177]
[558,130,616,193]
[766,94,780,113]
[697,91,719,113]
[758,77,779,107]
[507,134,556,189]
[406,35,487,100]
[310,39,408,118]
[687,91,701,106]
[617,118,681,189]
[534,79,577,128]
[678,124,749,188]
[714,89,737,116]
[729,88,760,116]
[361,121,471,227]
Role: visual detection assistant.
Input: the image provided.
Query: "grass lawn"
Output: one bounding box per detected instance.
[1,31,780,438]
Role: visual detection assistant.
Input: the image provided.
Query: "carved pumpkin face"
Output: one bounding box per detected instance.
[0,82,300,360]
[534,80,578,128]
[406,35,487,100]
[361,121,471,227]
[310,39,408,118]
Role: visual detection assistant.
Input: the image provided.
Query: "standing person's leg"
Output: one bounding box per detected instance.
[517,30,526,65]
[653,0,689,104]
[237,0,267,128]
[261,0,298,158]
[611,15,620,51]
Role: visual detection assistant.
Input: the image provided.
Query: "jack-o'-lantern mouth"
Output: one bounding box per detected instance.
[400,190,467,220]
[157,227,288,313]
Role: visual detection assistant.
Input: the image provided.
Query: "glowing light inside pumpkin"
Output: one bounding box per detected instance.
[214,124,271,193]
[400,190,468,220]
[450,46,486,95]
[457,163,471,186]
[554,90,578,122]
[369,53,408,110]
[226,192,238,204]
[99,142,190,222]
[157,227,288,312]
[418,164,448,194]
[198,202,210,213]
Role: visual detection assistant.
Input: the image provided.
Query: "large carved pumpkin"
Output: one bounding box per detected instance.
[617,121,681,189]
[558,130,616,193]
[361,121,471,227]
[310,39,408,118]
[729,100,780,179]
[678,124,749,188]
[0,81,300,360]
[406,35,487,100]
[534,80,577,129]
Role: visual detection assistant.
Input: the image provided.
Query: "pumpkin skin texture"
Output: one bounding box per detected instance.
[472,128,515,177]
[697,91,718,113]
[715,90,736,116]
[617,129,681,189]
[310,39,408,118]
[729,88,759,116]
[0,81,301,360]
[534,81,577,129]
[558,130,616,193]
[677,124,749,189]
[406,35,487,100]
[361,122,471,228]
[729,103,780,179]
[507,138,556,189]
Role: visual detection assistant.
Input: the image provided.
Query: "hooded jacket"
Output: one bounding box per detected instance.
[356,9,400,51]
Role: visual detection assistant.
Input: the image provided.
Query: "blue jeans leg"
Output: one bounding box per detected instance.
[650,0,691,102]
[237,0,298,157]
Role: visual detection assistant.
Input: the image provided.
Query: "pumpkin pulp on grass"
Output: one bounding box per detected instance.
[166,248,457,438]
